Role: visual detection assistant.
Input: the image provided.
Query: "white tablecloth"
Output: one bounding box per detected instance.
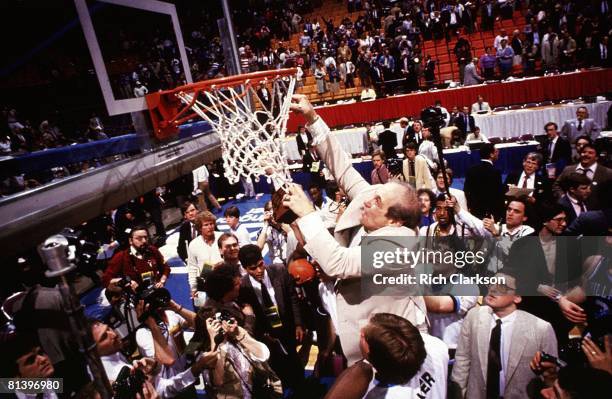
[473,101,610,139]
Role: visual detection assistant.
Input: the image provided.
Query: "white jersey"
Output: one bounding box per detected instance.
[363,333,448,399]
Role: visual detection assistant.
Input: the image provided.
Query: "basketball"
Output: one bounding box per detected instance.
[287,258,316,285]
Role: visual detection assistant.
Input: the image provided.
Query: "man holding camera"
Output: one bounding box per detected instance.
[91,317,216,398]
[102,226,170,290]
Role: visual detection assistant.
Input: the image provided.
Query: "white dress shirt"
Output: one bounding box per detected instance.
[192,165,210,188]
[248,270,277,307]
[518,172,535,191]
[575,162,597,180]
[491,310,517,396]
[566,193,587,217]
[101,352,197,396]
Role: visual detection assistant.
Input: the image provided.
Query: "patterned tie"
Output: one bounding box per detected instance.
[487,319,503,399]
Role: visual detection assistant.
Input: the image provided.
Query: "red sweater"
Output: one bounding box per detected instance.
[102,246,170,287]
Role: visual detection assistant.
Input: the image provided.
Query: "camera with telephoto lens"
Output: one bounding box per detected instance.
[112,365,145,399]
[118,275,171,323]
[138,274,171,309]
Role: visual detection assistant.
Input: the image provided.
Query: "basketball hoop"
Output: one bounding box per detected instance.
[146,68,299,223]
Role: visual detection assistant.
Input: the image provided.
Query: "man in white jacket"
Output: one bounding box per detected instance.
[281,94,427,365]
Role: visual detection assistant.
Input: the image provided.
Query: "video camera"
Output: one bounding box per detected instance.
[118,275,171,323]
[112,366,145,399]
[420,106,446,130]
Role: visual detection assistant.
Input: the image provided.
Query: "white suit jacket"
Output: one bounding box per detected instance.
[297,117,427,365]
[401,155,434,190]
[451,306,557,399]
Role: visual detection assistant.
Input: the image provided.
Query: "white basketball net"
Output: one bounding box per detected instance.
[177,75,296,191]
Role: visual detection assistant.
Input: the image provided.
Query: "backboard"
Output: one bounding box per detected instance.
[74,0,193,115]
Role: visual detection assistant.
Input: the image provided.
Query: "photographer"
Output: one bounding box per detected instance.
[134,298,196,397]
[102,226,170,290]
[91,319,217,398]
[198,309,276,399]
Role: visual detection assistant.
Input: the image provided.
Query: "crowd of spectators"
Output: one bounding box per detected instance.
[2,89,611,398]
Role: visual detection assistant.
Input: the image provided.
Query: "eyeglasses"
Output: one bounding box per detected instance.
[487,284,516,294]
[551,216,567,223]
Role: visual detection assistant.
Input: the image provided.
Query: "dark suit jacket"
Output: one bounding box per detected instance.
[455,113,476,134]
[508,235,580,344]
[558,194,579,225]
[553,163,612,210]
[402,126,423,148]
[238,264,303,345]
[540,136,572,172]
[177,220,196,262]
[504,171,553,204]
[464,160,504,219]
[378,129,398,158]
[296,131,313,156]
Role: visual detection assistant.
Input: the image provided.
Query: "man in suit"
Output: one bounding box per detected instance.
[504,152,553,205]
[464,143,505,219]
[471,95,491,113]
[553,143,612,210]
[451,271,558,399]
[295,125,312,157]
[401,142,434,190]
[282,94,427,365]
[302,142,326,187]
[541,121,572,176]
[560,106,602,146]
[456,106,476,136]
[237,244,305,390]
[463,57,484,86]
[597,35,610,67]
[402,119,424,148]
[558,172,593,225]
[378,120,398,159]
[176,201,198,263]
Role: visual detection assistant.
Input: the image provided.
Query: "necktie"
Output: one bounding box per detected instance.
[579,201,587,213]
[548,140,554,160]
[522,175,529,188]
[409,160,415,177]
[260,283,275,308]
[486,319,503,399]
[191,224,197,240]
[578,120,582,131]
[479,103,483,110]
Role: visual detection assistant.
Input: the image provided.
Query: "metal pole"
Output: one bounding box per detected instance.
[220,0,241,77]
[41,238,113,398]
[219,0,254,112]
